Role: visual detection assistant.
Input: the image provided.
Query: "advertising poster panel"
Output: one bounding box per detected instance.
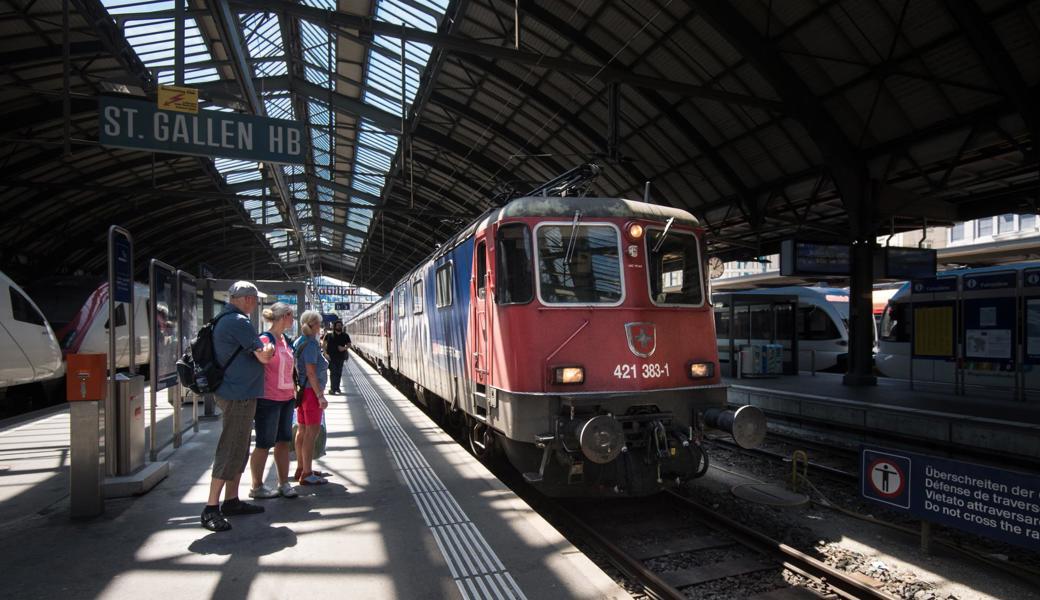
[912,302,955,359]
[152,267,179,390]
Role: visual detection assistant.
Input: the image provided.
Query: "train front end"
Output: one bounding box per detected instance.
[484,197,766,497]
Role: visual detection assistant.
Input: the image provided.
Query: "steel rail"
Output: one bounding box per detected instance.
[542,501,684,600]
[666,490,897,600]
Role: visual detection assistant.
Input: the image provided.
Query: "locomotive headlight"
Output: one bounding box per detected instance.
[687,361,714,379]
[626,223,644,240]
[554,366,585,384]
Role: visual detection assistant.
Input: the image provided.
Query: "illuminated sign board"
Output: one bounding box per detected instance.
[882,247,936,280]
[780,240,850,276]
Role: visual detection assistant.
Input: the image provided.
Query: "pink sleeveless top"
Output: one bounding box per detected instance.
[261,332,295,401]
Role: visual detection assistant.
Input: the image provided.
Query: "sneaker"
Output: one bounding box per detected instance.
[221,498,265,515]
[300,474,328,486]
[248,485,279,499]
[279,482,298,498]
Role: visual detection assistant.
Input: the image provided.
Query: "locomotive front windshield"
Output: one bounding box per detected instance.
[536,223,623,304]
[646,229,704,306]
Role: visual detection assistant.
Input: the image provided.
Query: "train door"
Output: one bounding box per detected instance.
[473,239,490,391]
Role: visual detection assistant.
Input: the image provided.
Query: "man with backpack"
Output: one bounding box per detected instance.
[201,281,275,532]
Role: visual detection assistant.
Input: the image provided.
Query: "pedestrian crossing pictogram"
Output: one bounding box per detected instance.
[862,450,911,509]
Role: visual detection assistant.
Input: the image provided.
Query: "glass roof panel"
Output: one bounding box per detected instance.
[103,1,221,84]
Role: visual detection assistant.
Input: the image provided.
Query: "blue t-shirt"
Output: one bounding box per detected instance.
[294,334,328,391]
[213,306,264,400]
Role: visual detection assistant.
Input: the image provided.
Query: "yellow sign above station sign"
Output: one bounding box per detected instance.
[157,85,199,114]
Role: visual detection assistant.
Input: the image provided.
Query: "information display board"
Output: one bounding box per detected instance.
[780,240,850,276]
[911,277,958,294]
[862,447,1040,549]
[963,271,1017,292]
[912,302,956,359]
[963,297,1016,369]
[112,232,133,304]
[1026,298,1040,365]
[882,247,936,280]
[151,265,179,391]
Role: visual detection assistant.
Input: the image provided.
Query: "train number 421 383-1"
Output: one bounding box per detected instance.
[613,363,670,379]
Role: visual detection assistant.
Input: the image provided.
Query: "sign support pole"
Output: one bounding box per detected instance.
[920,521,932,555]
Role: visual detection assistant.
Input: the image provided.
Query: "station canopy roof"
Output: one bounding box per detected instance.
[1,0,1037,293]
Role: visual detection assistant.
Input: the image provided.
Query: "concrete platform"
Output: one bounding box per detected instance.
[0,356,629,599]
[724,373,1040,464]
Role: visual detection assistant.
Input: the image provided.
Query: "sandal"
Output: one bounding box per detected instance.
[201,510,231,532]
[300,473,328,486]
[311,470,331,478]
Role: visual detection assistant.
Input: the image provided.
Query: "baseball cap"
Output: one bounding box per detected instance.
[228,281,267,298]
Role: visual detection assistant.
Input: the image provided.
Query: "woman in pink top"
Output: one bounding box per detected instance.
[248,302,299,499]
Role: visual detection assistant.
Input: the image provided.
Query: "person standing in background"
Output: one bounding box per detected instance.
[322,321,351,395]
[296,310,330,485]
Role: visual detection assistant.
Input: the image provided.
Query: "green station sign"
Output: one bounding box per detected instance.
[99,95,306,165]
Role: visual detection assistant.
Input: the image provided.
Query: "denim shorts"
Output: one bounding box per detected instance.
[254,398,294,449]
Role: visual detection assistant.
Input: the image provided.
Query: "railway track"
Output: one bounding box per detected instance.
[540,492,895,600]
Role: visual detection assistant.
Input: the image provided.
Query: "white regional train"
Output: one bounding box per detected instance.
[713,286,874,372]
[0,271,64,389]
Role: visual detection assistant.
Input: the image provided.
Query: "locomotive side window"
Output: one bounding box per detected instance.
[9,287,45,326]
[880,302,910,342]
[412,280,424,314]
[535,223,622,304]
[645,229,704,306]
[495,223,533,304]
[476,242,487,299]
[435,263,453,308]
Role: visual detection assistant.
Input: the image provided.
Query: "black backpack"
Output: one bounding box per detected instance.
[176,312,244,394]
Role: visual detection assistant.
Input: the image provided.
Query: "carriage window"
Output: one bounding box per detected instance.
[646,229,703,306]
[713,306,730,337]
[476,242,487,299]
[536,224,622,304]
[797,306,841,340]
[10,288,45,326]
[496,223,533,304]
[412,280,423,314]
[396,286,407,318]
[435,263,453,308]
[732,306,750,341]
[749,304,773,340]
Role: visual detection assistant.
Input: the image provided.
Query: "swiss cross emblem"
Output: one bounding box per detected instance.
[625,322,656,358]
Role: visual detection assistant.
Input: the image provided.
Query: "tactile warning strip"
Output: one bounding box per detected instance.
[349,362,528,600]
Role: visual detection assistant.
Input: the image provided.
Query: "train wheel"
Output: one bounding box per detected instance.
[469,421,495,462]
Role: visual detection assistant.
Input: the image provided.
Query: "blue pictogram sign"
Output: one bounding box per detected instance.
[862,446,1040,550]
[863,449,911,509]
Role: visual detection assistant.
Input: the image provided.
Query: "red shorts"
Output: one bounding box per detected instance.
[297,388,324,426]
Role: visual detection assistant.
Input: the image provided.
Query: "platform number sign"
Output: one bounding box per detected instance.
[862,449,911,509]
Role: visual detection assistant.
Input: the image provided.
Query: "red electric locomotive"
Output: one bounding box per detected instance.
[350,167,765,497]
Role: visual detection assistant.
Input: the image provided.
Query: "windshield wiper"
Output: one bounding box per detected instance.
[652,217,675,253]
[563,209,582,267]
